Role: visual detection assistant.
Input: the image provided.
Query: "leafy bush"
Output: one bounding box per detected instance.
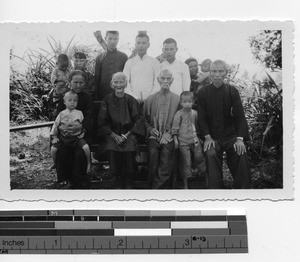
[249,30,282,70]
[225,63,283,188]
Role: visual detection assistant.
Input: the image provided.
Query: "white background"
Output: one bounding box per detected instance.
[0,0,299,261]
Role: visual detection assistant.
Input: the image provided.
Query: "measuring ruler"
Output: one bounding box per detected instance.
[0,209,248,254]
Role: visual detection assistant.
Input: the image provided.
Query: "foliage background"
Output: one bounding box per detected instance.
[9,30,283,189]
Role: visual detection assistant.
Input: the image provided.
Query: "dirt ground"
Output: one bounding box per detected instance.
[9,128,209,190]
[10,127,279,190]
[10,128,57,189]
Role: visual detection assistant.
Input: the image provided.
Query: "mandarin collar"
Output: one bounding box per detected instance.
[107,48,118,54]
[212,83,225,90]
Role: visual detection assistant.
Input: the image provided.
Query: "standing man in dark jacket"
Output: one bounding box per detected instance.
[197,60,252,189]
[94,31,128,101]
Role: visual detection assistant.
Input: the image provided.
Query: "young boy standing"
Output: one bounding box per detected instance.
[73,52,95,97]
[50,91,92,176]
[51,53,70,103]
[172,91,206,189]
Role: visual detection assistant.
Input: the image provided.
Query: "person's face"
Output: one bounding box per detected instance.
[210,63,227,87]
[201,62,211,73]
[57,60,69,71]
[188,61,199,76]
[73,58,87,70]
[135,36,150,56]
[158,71,173,90]
[64,95,78,110]
[162,43,178,62]
[105,33,119,50]
[180,96,194,110]
[55,81,67,89]
[111,75,126,95]
[70,74,85,93]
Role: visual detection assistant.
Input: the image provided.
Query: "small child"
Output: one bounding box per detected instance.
[50,91,91,175]
[73,52,95,96]
[197,59,212,90]
[50,54,70,103]
[172,91,206,189]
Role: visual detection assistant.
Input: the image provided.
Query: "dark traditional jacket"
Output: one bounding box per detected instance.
[197,83,250,141]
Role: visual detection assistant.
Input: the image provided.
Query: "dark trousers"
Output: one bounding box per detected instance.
[109,151,136,189]
[56,146,89,189]
[148,139,175,189]
[205,138,252,189]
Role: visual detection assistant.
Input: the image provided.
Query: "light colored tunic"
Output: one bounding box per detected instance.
[50,108,84,137]
[123,54,160,100]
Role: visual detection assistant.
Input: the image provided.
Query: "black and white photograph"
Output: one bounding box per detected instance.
[3,20,293,201]
[1,0,299,261]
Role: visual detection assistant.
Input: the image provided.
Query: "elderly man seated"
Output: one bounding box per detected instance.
[143,69,180,189]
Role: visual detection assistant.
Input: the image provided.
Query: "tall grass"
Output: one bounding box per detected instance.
[10,36,103,124]
[10,51,53,124]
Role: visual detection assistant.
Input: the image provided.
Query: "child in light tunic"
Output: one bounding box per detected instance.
[172,91,206,189]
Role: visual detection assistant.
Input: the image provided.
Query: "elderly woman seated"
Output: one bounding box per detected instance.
[97,72,145,189]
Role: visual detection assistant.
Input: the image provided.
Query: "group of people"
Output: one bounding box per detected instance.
[49,30,252,190]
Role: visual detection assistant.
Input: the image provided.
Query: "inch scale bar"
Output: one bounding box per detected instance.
[0,209,248,254]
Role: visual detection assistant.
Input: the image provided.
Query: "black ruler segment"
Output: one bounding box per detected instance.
[74,216,97,221]
[0,222,55,228]
[125,216,151,221]
[47,216,73,221]
[200,216,227,221]
[0,210,248,254]
[0,217,23,221]
[98,216,124,221]
[151,216,176,221]
[24,216,47,221]
[0,229,115,236]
